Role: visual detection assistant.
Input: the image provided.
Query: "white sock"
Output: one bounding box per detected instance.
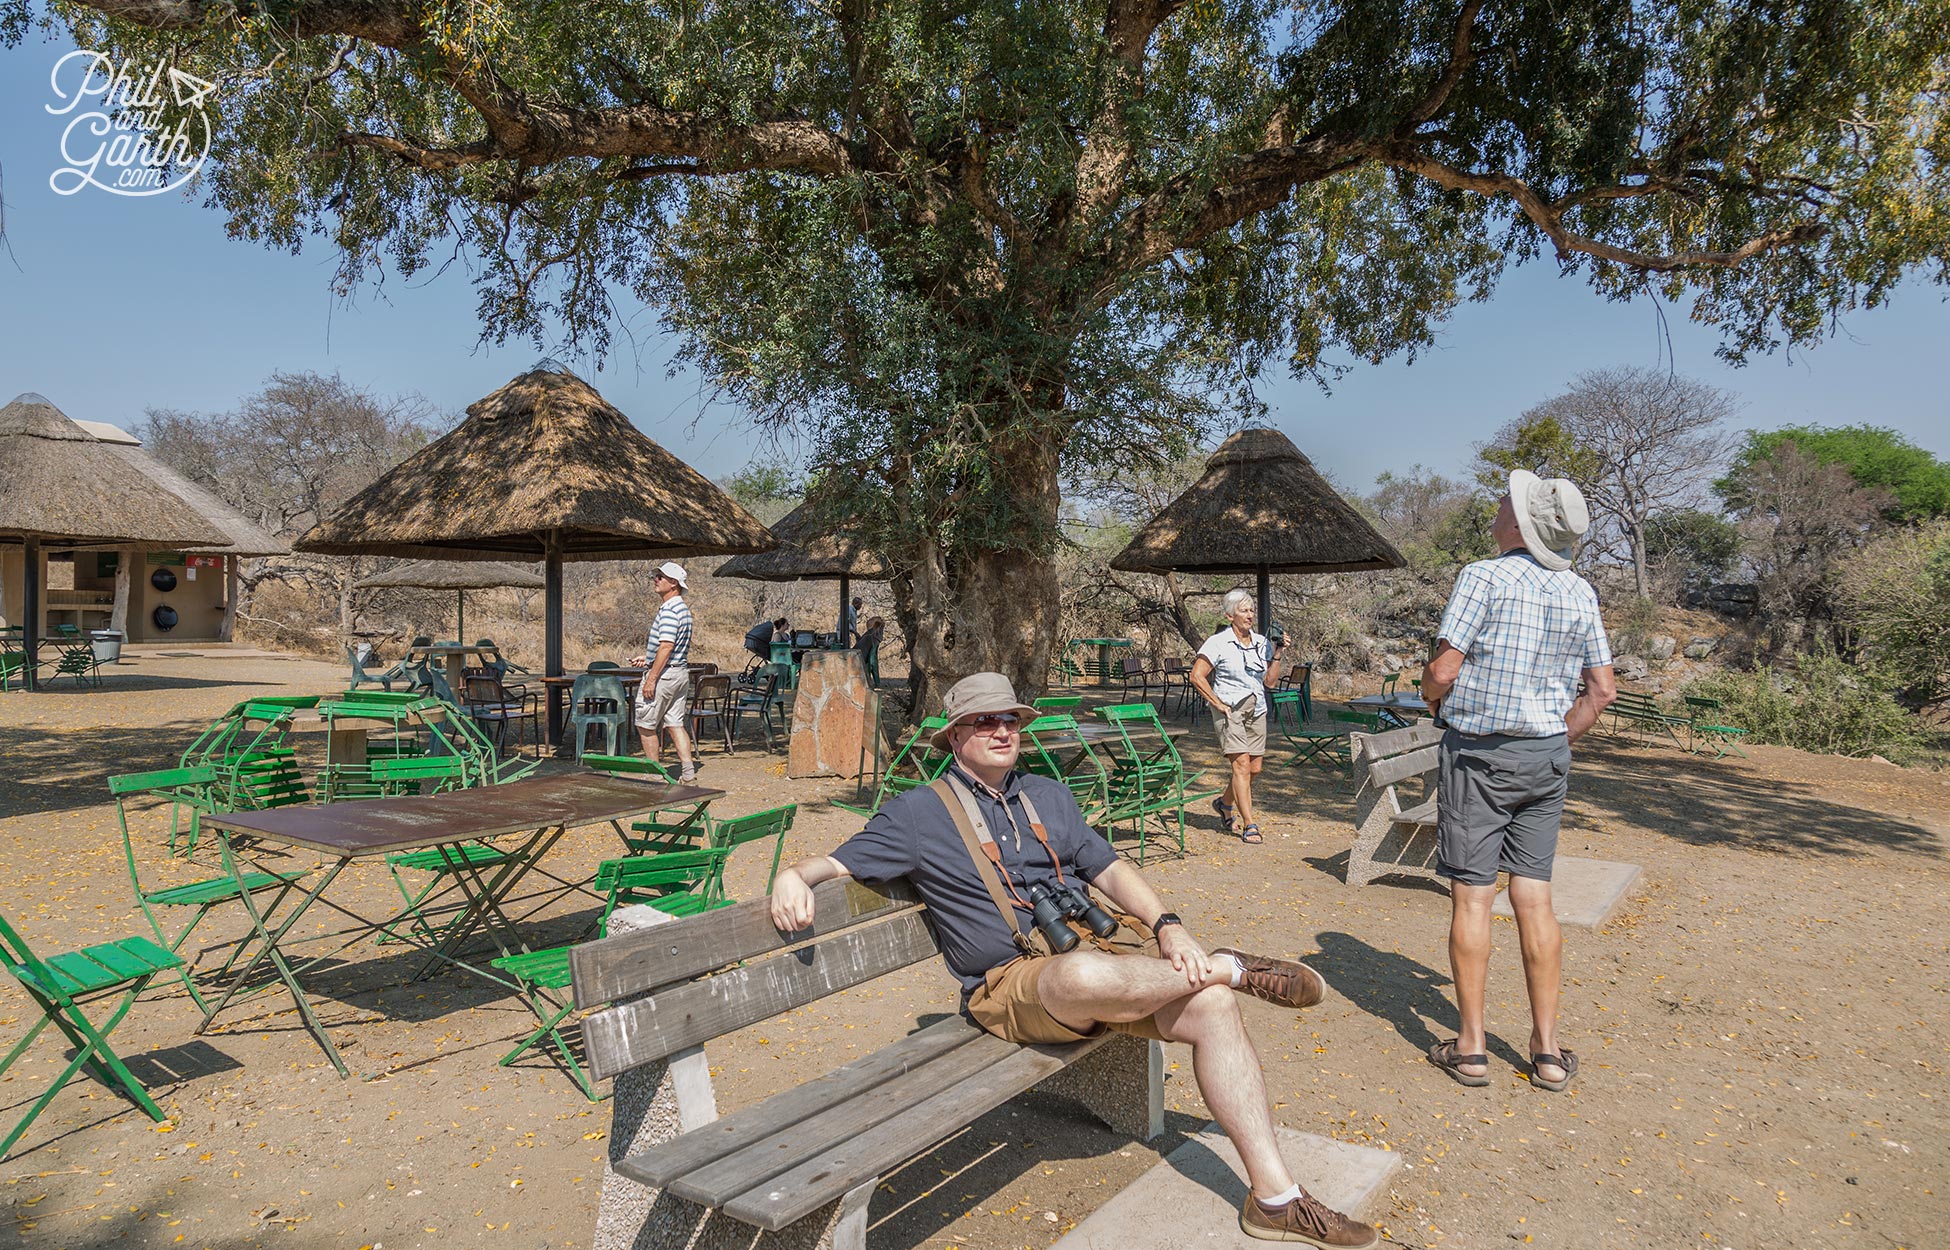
[1221,953,1244,987]
[1256,1184,1301,1209]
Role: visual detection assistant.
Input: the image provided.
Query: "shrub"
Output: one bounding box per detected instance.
[1685,646,1920,759]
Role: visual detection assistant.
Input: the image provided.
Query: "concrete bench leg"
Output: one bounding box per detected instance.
[1037,1032,1164,1141]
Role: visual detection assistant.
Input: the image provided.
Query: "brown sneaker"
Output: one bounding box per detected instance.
[1212,947,1326,1009]
[1240,1190,1378,1247]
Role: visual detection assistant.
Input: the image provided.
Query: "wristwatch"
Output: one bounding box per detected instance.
[1151,912,1183,933]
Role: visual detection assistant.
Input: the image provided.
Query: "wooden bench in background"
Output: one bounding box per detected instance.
[572,878,1164,1250]
[1606,690,1689,749]
[1348,723,1445,886]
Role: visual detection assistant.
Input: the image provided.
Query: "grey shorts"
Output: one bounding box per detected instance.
[1217,701,1267,756]
[635,669,690,730]
[1435,730,1571,886]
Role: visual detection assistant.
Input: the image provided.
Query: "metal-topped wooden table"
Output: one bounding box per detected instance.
[198,771,722,1076]
[1347,692,1431,729]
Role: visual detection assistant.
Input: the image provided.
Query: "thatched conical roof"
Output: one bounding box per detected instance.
[1111,427,1404,575]
[713,500,888,582]
[97,442,290,557]
[0,393,232,549]
[355,560,545,591]
[294,368,776,562]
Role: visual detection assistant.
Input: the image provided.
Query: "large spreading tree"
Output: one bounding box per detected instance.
[18,0,1948,702]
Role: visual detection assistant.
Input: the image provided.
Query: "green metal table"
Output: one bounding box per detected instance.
[197,771,722,1077]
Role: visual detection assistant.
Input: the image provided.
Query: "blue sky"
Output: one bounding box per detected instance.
[3,32,1946,494]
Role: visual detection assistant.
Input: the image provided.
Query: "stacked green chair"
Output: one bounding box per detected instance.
[179,697,324,820]
[1032,694,1082,712]
[490,847,731,1100]
[834,716,951,817]
[372,756,510,945]
[1277,699,1354,774]
[1091,703,1222,863]
[1020,714,1110,822]
[0,907,184,1157]
[111,766,310,1010]
[48,623,103,688]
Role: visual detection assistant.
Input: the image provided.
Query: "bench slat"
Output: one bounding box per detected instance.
[572,877,920,1007]
[667,1023,1013,1207]
[719,1034,1114,1232]
[583,909,939,1080]
[1356,722,1444,759]
[1393,798,1436,826]
[1365,745,1439,790]
[618,1017,987,1188]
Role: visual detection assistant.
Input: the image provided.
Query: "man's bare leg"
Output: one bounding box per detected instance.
[1506,875,1564,1082]
[1447,882,1497,1081]
[667,722,695,778]
[637,728,659,759]
[1038,951,1295,1199]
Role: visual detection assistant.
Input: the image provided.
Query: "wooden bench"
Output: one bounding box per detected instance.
[571,878,1164,1250]
[1606,690,1688,749]
[1348,723,1446,886]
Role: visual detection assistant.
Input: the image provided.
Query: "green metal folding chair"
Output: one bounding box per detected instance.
[0,907,183,1157]
[1020,713,1110,822]
[833,717,952,818]
[489,847,731,1100]
[111,765,309,1011]
[374,756,512,945]
[707,804,798,904]
[1091,703,1222,863]
[1684,696,1750,758]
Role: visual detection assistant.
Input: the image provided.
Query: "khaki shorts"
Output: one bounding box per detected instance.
[1217,701,1267,757]
[965,949,1168,1045]
[635,669,690,731]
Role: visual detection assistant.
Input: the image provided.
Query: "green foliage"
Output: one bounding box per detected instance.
[1719,426,1950,521]
[1474,415,1601,494]
[1610,594,1663,659]
[1685,648,1920,759]
[1367,466,1495,568]
[1833,520,1950,703]
[1644,509,1741,580]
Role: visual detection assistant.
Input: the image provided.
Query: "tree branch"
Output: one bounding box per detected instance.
[1383,146,1829,271]
[1396,0,1483,134]
[1069,0,1187,237]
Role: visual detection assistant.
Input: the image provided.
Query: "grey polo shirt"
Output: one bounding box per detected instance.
[831,764,1119,996]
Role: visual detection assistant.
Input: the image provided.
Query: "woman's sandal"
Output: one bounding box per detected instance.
[1529,1049,1579,1092]
[1239,823,1264,844]
[1213,797,1236,825]
[1427,1038,1491,1087]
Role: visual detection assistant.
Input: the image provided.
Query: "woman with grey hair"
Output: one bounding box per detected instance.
[1188,588,1287,843]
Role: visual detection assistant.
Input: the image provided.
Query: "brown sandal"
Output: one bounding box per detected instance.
[1427,1039,1491,1087]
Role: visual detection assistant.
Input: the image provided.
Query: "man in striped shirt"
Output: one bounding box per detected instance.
[631,560,698,783]
[1419,471,1616,1094]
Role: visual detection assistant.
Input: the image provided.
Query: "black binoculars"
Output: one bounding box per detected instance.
[1027,882,1118,954]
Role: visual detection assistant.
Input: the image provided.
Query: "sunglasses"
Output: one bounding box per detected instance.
[964,712,1021,732]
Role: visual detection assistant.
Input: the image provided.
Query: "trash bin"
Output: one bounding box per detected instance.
[91,628,125,664]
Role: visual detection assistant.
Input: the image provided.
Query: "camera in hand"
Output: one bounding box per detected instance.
[1027,882,1118,953]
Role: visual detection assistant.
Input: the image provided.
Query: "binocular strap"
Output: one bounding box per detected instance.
[930,775,1065,958]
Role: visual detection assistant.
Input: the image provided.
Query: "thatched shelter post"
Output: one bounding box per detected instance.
[21,537,41,691]
[545,533,565,737]
[110,549,132,634]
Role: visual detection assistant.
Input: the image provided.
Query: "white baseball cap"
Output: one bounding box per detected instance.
[656,560,689,589]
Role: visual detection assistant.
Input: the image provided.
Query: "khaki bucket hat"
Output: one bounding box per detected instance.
[1508,469,1591,572]
[929,673,1040,751]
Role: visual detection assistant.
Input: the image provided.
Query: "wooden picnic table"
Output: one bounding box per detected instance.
[197,771,722,1077]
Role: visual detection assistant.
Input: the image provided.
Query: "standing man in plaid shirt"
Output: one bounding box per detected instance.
[1418,471,1616,1092]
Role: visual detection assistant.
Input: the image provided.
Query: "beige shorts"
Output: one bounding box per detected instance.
[635,669,690,730]
[1217,701,1267,756]
[965,948,1168,1045]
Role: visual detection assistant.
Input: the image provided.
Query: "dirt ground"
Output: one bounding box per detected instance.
[1,648,1944,1250]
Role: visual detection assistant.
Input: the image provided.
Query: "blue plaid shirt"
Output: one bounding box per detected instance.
[1436,552,1612,738]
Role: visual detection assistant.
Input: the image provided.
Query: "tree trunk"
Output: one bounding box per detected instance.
[1628,517,1650,599]
[892,438,1064,717]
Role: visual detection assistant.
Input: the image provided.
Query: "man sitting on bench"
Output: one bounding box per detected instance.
[771,672,1377,1249]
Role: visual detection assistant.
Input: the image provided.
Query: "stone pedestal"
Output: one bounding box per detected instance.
[788,650,876,779]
